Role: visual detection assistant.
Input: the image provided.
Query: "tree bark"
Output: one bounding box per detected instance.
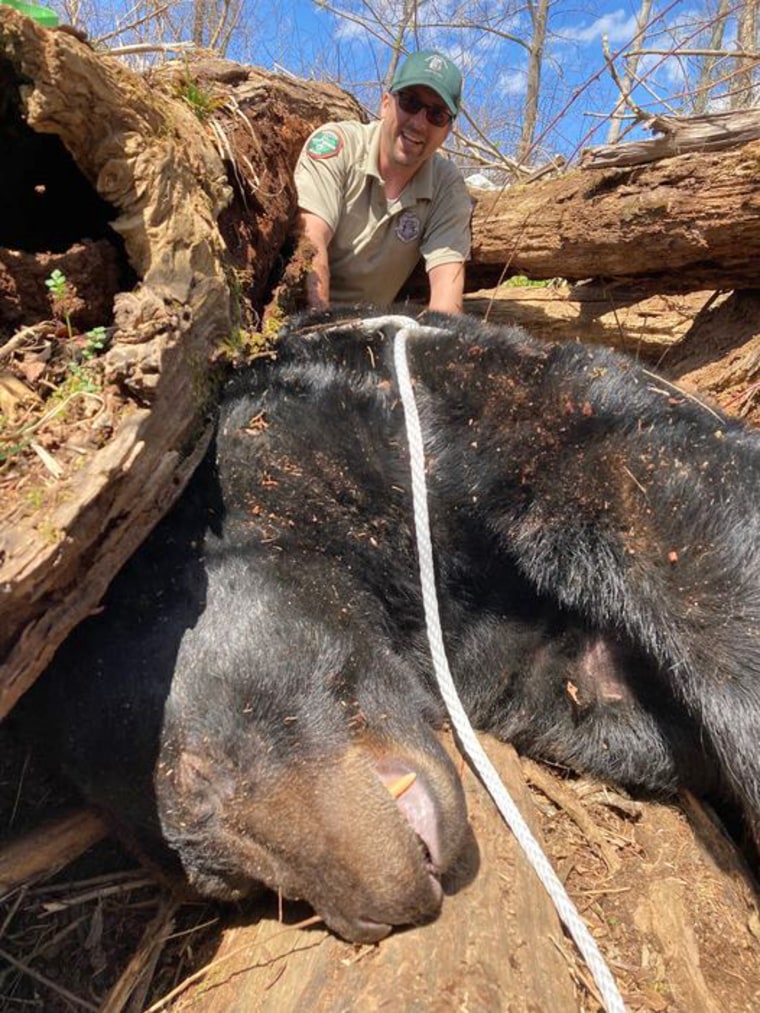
[468,133,760,294]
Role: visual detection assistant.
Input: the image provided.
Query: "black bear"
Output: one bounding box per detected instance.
[20,310,760,943]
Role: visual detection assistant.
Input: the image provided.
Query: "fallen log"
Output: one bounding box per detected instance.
[665,289,760,426]
[467,138,760,294]
[0,7,231,718]
[0,14,362,717]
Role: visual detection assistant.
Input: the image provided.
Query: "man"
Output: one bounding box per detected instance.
[294,51,471,313]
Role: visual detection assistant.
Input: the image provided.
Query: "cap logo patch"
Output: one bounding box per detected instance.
[395,210,421,243]
[307,129,344,159]
[426,55,448,74]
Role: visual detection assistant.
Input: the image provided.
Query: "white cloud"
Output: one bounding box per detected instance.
[497,68,527,96]
[565,9,639,46]
[333,18,368,41]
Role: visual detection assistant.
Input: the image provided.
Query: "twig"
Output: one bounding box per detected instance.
[9,390,104,441]
[622,465,647,496]
[0,946,99,1012]
[641,369,725,422]
[94,5,171,45]
[549,933,606,1009]
[602,35,645,121]
[41,878,156,911]
[100,897,179,1013]
[107,41,197,56]
[0,886,27,942]
[30,441,63,479]
[31,869,146,896]
[522,759,620,873]
[0,324,51,362]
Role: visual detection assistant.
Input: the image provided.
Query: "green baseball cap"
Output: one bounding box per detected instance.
[390,51,463,116]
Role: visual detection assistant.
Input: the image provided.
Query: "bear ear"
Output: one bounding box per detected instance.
[174,749,215,794]
[157,745,233,825]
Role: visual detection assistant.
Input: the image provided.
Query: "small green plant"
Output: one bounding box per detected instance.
[82,326,108,360]
[177,77,224,122]
[24,485,46,511]
[45,268,75,339]
[56,363,101,398]
[45,268,67,298]
[502,274,555,289]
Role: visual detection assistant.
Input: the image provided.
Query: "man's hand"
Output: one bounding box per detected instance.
[300,212,334,310]
[428,262,465,314]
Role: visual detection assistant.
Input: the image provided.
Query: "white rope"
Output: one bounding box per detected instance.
[391,322,627,1013]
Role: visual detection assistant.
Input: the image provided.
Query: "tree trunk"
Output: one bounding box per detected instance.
[468,128,760,294]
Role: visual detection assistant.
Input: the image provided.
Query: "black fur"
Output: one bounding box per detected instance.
[20,310,760,940]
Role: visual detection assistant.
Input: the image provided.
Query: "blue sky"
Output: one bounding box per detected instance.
[232,0,731,164]
[59,0,739,167]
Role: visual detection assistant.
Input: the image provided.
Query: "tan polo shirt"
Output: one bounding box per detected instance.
[294,120,471,305]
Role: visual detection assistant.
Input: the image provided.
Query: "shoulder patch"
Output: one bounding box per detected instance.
[307,128,344,160]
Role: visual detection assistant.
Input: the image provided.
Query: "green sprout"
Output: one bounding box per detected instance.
[45,268,68,298]
[82,326,109,360]
[177,78,224,122]
[45,268,74,339]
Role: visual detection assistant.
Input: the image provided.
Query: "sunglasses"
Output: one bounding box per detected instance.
[394,89,453,128]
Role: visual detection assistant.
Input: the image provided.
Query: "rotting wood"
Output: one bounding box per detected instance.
[664,289,760,426]
[0,7,231,718]
[0,13,364,718]
[467,139,760,294]
[464,283,717,359]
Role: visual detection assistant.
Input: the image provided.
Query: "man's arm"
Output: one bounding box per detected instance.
[300,211,335,310]
[428,261,465,314]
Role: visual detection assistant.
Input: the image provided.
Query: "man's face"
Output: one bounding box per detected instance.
[379,85,452,173]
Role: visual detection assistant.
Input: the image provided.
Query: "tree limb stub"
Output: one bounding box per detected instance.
[582,107,760,169]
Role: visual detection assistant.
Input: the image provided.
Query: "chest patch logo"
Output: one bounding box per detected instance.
[306,129,344,159]
[395,210,421,243]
